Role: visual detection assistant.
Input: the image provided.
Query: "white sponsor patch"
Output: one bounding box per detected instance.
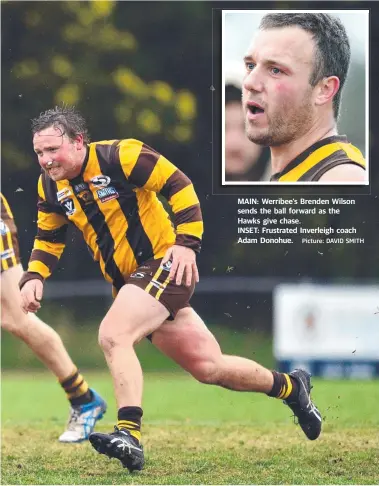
[62,198,76,216]
[161,260,172,271]
[57,188,73,202]
[97,186,119,203]
[91,175,111,188]
[1,248,15,260]
[130,272,145,279]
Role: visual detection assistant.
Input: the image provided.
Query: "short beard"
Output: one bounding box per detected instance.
[245,92,314,147]
[246,125,294,147]
[45,168,64,181]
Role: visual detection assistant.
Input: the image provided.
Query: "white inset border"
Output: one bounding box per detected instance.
[221,10,369,186]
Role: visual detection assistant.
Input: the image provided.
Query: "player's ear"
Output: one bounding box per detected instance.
[314,76,340,107]
[74,134,84,149]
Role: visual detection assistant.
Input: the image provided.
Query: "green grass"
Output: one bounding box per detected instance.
[2,372,379,485]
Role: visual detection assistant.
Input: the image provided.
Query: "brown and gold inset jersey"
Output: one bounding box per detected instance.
[270,136,366,182]
[25,139,203,290]
[1,193,20,271]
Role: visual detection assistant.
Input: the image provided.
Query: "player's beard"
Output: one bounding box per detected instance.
[46,166,64,181]
[245,91,314,147]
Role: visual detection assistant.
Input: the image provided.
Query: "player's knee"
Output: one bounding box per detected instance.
[1,304,24,336]
[98,318,132,354]
[189,360,219,385]
[98,324,116,354]
[1,316,27,338]
[1,316,16,334]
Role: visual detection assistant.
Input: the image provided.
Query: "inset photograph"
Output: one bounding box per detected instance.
[222,10,369,185]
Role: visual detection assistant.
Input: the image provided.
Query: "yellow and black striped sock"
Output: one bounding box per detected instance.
[267,371,298,400]
[117,406,143,443]
[60,368,92,406]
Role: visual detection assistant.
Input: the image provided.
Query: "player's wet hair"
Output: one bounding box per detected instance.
[31,105,90,143]
[260,13,351,118]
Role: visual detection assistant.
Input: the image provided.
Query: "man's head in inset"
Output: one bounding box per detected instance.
[242,13,350,147]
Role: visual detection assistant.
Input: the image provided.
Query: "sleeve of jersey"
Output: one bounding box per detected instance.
[20,176,68,287]
[117,139,203,253]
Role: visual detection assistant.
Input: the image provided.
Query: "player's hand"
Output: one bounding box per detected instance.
[162,245,199,287]
[20,279,44,314]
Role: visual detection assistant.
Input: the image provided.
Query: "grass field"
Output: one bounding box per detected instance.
[2,371,378,485]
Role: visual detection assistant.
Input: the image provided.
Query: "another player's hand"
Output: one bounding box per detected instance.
[20,279,44,314]
[162,245,199,287]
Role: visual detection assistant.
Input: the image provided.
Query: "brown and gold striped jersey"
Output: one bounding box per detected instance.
[270,136,366,182]
[1,193,14,221]
[1,193,20,271]
[24,139,203,290]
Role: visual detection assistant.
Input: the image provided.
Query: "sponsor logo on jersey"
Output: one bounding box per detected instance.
[130,272,145,279]
[0,220,10,236]
[76,190,94,205]
[91,175,111,188]
[1,248,15,260]
[161,260,172,271]
[71,182,94,205]
[97,186,119,203]
[62,198,76,216]
[73,182,89,194]
[56,188,72,202]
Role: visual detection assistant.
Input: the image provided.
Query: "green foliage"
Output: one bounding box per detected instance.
[2,1,203,174]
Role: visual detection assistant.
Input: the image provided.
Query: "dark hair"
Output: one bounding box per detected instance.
[225,84,242,105]
[259,13,351,118]
[31,105,90,143]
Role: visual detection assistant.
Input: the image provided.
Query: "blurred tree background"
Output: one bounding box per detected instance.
[1,1,378,363]
[2,0,213,281]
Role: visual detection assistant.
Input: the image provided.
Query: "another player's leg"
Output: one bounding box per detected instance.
[89,284,169,472]
[1,264,107,442]
[152,307,322,440]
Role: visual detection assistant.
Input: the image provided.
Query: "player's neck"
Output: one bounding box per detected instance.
[270,124,338,175]
[66,146,88,180]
